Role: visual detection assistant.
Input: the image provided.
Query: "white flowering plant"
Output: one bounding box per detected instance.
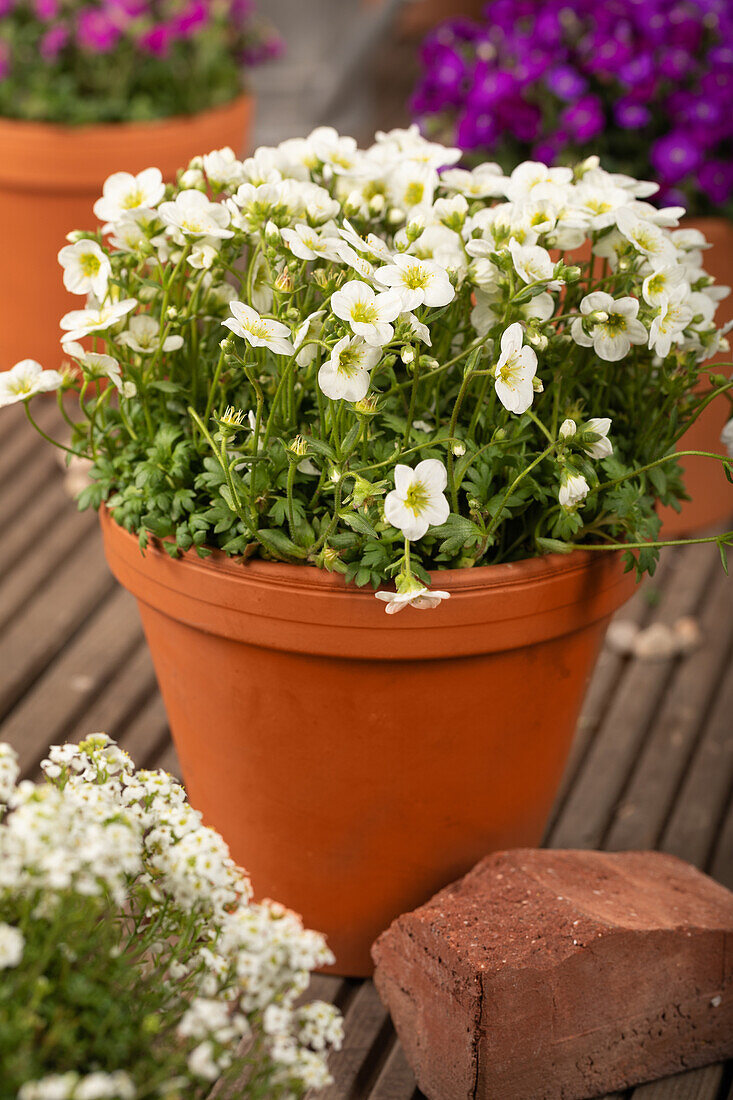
[0,735,342,1100]
[7,127,733,611]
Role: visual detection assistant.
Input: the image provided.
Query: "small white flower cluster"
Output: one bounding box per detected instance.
[1,733,342,1098]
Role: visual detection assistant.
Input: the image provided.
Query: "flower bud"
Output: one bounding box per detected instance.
[387,206,406,226]
[265,220,280,245]
[166,306,178,321]
[451,441,466,457]
[400,345,415,365]
[587,310,609,325]
[405,214,426,241]
[559,418,577,439]
[368,193,385,216]
[526,330,548,351]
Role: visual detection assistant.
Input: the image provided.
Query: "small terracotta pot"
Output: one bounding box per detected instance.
[0,95,253,372]
[658,216,733,536]
[100,507,635,975]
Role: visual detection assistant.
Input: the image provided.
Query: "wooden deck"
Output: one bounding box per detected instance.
[2,401,732,1100]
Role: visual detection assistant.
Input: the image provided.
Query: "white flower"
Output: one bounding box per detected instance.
[559,471,590,509]
[502,161,573,204]
[159,190,233,239]
[18,1074,79,1100]
[63,344,124,390]
[202,147,246,188]
[293,309,325,367]
[494,323,538,414]
[384,459,450,540]
[318,336,380,402]
[648,296,693,358]
[188,1040,221,1081]
[559,418,576,439]
[187,237,222,271]
[583,417,613,459]
[281,223,330,260]
[60,299,137,344]
[223,302,294,356]
[0,922,23,968]
[440,163,506,198]
[388,162,438,212]
[74,1072,135,1100]
[571,292,647,362]
[641,264,688,308]
[116,314,183,355]
[507,240,561,288]
[331,280,402,347]
[373,254,454,311]
[0,743,18,803]
[58,240,111,299]
[615,207,676,268]
[374,584,451,614]
[722,418,733,458]
[93,168,165,223]
[0,359,64,406]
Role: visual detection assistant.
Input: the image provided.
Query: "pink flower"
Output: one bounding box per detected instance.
[40,24,69,60]
[77,8,122,52]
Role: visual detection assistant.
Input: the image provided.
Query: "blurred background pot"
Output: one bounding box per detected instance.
[0,95,253,373]
[658,217,733,537]
[100,506,635,976]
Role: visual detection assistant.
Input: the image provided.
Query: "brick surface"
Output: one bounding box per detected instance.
[372,850,733,1100]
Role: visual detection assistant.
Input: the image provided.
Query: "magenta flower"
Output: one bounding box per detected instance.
[40,24,69,60]
[77,8,121,52]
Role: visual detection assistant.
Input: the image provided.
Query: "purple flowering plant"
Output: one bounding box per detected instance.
[0,0,280,125]
[411,0,733,218]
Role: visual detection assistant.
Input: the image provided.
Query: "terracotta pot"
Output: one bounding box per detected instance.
[658,216,733,536]
[100,507,635,975]
[0,95,253,373]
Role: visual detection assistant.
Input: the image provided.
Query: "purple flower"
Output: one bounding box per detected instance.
[650,132,702,184]
[698,161,733,204]
[561,94,604,142]
[545,64,587,102]
[40,24,69,60]
[614,99,651,130]
[137,23,172,57]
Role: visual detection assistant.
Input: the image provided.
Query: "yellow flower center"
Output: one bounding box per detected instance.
[80,252,101,277]
[337,347,362,377]
[122,188,145,210]
[404,480,429,515]
[351,302,379,324]
[402,265,430,290]
[404,182,425,206]
[603,313,628,335]
[246,320,272,339]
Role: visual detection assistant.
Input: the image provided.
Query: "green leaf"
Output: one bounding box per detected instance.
[339,509,379,539]
[255,528,307,559]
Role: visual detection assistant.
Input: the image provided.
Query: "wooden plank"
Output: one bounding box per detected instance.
[545,577,659,837]
[368,1040,419,1100]
[0,527,113,717]
[0,505,98,632]
[709,795,733,892]
[605,563,733,853]
[0,476,70,581]
[659,651,733,869]
[1,586,141,777]
[66,640,155,747]
[629,1064,724,1099]
[117,691,171,771]
[0,399,61,484]
[315,982,392,1100]
[548,543,719,851]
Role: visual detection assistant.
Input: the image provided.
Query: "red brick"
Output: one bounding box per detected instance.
[372,849,733,1100]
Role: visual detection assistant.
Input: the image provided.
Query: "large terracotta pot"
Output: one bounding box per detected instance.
[100,507,635,975]
[658,216,733,536]
[0,95,253,372]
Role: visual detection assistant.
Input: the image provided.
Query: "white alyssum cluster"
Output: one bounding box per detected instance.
[1,733,342,1098]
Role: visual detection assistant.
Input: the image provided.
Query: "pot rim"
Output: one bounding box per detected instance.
[0,94,253,191]
[99,505,637,660]
[0,91,251,140]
